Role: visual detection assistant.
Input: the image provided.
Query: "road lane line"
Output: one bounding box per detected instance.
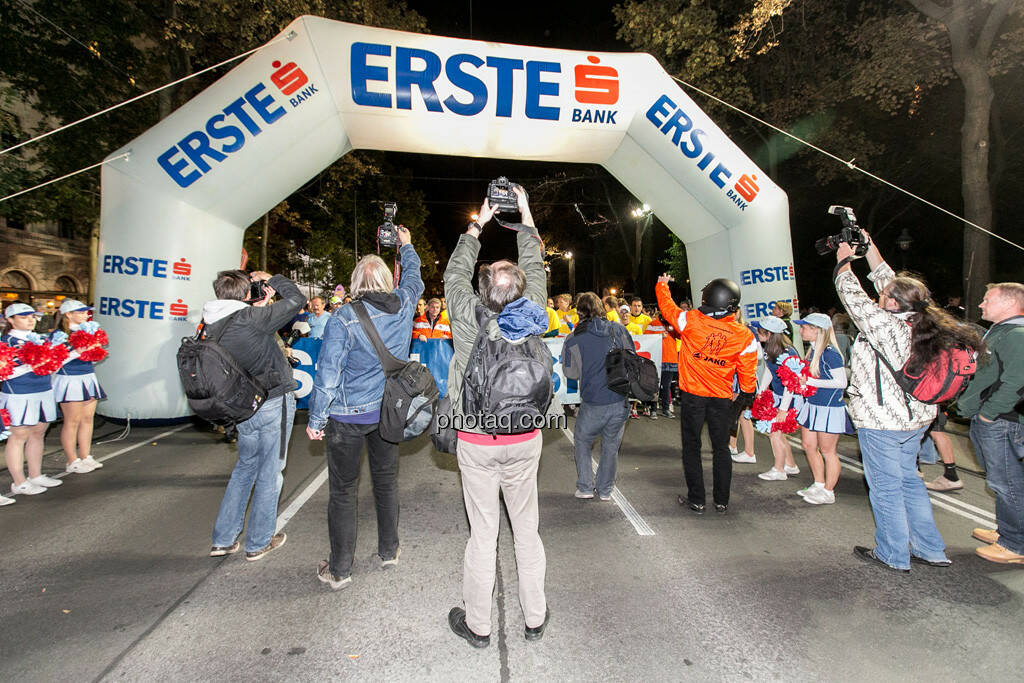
[275,464,328,533]
[784,436,996,525]
[560,425,656,536]
[50,424,191,482]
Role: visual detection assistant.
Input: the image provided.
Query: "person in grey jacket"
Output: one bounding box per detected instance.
[562,292,633,501]
[445,185,551,648]
[957,282,1024,564]
[204,270,306,561]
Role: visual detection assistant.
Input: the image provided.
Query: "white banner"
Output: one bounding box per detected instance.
[545,334,662,405]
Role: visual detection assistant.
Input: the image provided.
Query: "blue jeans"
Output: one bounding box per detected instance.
[858,426,948,569]
[659,363,677,413]
[212,393,296,552]
[574,400,630,497]
[970,417,1024,554]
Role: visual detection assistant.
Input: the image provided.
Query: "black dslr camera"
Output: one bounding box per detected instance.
[487,176,522,213]
[248,279,269,301]
[815,205,869,257]
[377,202,398,248]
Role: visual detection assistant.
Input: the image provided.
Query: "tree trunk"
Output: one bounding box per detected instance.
[88,218,100,303]
[958,62,993,315]
[909,0,1014,316]
[260,213,269,269]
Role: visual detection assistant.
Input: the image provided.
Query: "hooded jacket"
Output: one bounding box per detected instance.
[957,314,1024,423]
[562,317,634,405]
[307,243,423,430]
[201,274,306,402]
[444,225,553,435]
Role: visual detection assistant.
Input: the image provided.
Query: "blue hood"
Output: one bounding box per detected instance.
[498,297,548,341]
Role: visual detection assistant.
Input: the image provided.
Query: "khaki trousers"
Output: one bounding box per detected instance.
[456,432,547,636]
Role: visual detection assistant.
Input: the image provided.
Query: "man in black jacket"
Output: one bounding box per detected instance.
[204,269,306,561]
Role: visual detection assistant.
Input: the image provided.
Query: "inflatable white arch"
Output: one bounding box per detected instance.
[97,16,796,420]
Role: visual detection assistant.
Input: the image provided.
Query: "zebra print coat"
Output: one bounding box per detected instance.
[835,262,937,431]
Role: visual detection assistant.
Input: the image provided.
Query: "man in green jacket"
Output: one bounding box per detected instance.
[957,282,1024,564]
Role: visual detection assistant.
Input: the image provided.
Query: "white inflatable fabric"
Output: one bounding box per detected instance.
[96,16,797,419]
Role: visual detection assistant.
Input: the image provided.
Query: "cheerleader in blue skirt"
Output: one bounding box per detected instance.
[1,303,62,502]
[793,313,853,505]
[51,299,108,474]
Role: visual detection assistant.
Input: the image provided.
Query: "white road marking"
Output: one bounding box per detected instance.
[49,424,191,482]
[785,436,996,526]
[275,465,328,533]
[561,425,656,536]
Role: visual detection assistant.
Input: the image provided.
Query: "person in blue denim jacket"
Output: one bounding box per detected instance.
[306,226,423,590]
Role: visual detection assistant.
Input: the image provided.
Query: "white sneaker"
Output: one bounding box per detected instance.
[731,452,757,464]
[729,445,739,456]
[81,455,103,469]
[28,475,63,488]
[803,487,836,505]
[11,480,47,496]
[798,483,823,499]
[0,494,15,506]
[66,459,95,474]
[574,489,595,499]
[758,468,788,481]
[784,465,800,475]
[797,483,824,498]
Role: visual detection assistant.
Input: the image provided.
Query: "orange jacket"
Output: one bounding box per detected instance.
[412,311,452,340]
[645,317,681,365]
[656,282,757,398]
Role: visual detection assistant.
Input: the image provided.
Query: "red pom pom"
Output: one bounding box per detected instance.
[78,347,108,362]
[69,329,109,362]
[771,409,801,434]
[0,344,16,381]
[778,358,818,397]
[1,408,10,428]
[17,342,68,375]
[750,390,777,421]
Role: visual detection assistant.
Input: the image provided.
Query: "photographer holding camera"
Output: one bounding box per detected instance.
[831,212,980,572]
[203,269,306,561]
[444,180,552,648]
[306,222,422,591]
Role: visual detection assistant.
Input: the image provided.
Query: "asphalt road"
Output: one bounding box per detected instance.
[1,412,1021,682]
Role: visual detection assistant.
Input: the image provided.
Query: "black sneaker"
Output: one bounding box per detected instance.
[525,609,550,642]
[678,495,704,514]
[449,607,489,648]
[715,503,728,514]
[853,546,909,573]
[909,554,952,568]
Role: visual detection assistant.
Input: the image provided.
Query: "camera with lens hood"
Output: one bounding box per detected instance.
[816,205,869,257]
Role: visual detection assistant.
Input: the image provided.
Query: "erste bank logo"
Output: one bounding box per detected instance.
[103,255,192,281]
[647,94,760,211]
[351,43,622,125]
[157,59,320,189]
[98,296,190,321]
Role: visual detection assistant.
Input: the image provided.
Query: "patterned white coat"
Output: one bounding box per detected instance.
[835,261,936,431]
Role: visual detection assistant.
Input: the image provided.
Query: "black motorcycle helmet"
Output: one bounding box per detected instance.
[701,278,741,313]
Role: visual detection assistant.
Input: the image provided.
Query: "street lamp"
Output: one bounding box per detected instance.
[897,228,913,270]
[564,252,575,297]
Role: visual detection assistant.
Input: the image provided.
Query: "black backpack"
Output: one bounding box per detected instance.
[605,327,659,402]
[177,317,266,426]
[461,304,553,435]
[353,301,439,443]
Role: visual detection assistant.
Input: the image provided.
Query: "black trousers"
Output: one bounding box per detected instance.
[678,391,734,506]
[325,420,400,577]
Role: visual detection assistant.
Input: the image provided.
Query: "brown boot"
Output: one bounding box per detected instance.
[975,543,1024,564]
[972,528,999,544]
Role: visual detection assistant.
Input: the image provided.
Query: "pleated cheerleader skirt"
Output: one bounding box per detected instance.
[797,401,855,435]
[0,390,59,427]
[52,372,107,403]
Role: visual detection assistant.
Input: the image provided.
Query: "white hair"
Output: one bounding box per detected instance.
[350,255,394,298]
